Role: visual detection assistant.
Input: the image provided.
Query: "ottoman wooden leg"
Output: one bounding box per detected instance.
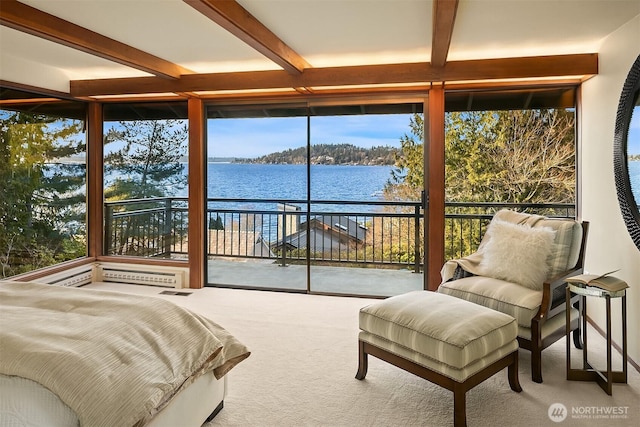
[453,383,467,427]
[355,340,368,380]
[508,351,523,392]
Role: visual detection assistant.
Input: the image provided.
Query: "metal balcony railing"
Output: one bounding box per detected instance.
[104,198,574,272]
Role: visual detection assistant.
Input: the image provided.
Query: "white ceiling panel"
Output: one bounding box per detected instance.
[449,0,640,60]
[19,0,276,73]
[0,26,151,92]
[1,0,639,94]
[239,0,432,67]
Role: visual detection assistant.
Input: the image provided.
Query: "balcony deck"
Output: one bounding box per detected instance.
[207,258,423,297]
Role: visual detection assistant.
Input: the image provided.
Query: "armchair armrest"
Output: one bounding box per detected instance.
[439,251,485,285]
[537,267,584,321]
[535,220,589,322]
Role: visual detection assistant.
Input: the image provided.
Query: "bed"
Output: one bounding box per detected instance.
[0,281,250,427]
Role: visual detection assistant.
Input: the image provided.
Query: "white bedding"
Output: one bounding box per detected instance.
[0,372,226,427]
[0,281,248,427]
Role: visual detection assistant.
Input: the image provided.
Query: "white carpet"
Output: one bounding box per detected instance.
[87,283,640,427]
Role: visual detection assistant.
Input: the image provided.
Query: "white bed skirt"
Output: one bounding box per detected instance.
[0,373,227,427]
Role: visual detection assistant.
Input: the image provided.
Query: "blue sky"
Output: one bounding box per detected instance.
[207,114,413,158]
[204,109,640,158]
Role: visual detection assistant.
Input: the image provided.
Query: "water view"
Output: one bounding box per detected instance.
[206,163,394,202]
[630,161,640,204]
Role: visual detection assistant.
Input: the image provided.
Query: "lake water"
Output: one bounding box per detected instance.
[629,161,640,204]
[203,163,396,212]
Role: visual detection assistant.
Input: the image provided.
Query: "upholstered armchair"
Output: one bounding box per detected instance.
[438,209,589,383]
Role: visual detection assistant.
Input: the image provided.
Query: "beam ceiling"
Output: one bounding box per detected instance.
[2,1,618,99]
[70,54,598,98]
[183,0,311,75]
[431,0,459,67]
[0,0,191,80]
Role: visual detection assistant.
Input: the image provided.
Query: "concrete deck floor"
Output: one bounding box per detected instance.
[207,258,424,297]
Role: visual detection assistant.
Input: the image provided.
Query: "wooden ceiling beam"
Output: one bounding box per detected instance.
[431,0,459,67]
[184,0,311,75]
[70,54,598,97]
[0,0,190,79]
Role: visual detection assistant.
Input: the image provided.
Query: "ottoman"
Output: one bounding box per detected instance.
[355,291,521,427]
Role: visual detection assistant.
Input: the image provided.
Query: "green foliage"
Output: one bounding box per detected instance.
[384,109,576,261]
[0,111,86,278]
[239,143,399,165]
[385,109,575,205]
[103,120,188,257]
[209,215,225,230]
[386,115,424,202]
[445,110,576,203]
[104,120,188,200]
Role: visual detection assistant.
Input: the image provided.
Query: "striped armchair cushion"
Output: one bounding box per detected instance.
[438,275,542,327]
[535,217,582,280]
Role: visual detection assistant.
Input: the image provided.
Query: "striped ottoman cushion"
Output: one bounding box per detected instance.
[359,291,517,370]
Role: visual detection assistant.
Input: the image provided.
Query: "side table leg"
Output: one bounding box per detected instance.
[582,295,588,369]
[566,287,572,378]
[605,295,613,395]
[623,295,628,383]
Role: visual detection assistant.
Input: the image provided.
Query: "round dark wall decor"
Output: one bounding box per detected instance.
[614,54,640,251]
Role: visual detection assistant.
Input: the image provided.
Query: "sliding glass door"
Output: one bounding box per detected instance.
[206,104,308,291]
[308,102,424,296]
[205,100,425,296]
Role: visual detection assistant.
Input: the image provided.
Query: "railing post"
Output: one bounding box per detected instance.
[104,203,113,255]
[279,210,287,267]
[164,198,172,258]
[414,204,420,273]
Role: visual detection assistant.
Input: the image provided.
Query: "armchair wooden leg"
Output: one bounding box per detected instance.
[531,350,543,384]
[531,321,543,383]
[508,353,523,392]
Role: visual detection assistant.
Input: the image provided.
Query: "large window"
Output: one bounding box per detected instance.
[205,101,425,296]
[444,87,577,259]
[102,102,188,259]
[206,103,309,290]
[0,91,87,278]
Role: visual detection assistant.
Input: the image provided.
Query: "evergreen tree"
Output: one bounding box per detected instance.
[104,120,188,200]
[0,111,86,277]
[386,114,424,201]
[384,109,576,259]
[103,119,188,256]
[385,110,575,204]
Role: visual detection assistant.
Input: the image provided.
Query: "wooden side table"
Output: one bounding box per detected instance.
[565,283,627,395]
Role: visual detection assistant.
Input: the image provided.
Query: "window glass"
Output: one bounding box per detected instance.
[103,103,188,259]
[444,88,577,259]
[1,101,87,278]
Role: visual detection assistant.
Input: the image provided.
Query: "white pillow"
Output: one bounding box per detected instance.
[479,219,556,290]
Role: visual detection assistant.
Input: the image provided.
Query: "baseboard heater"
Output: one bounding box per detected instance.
[32,263,187,288]
[96,263,187,288]
[35,264,96,288]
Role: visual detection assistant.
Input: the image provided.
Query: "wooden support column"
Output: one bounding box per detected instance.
[426,85,445,291]
[87,102,103,258]
[188,97,206,288]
